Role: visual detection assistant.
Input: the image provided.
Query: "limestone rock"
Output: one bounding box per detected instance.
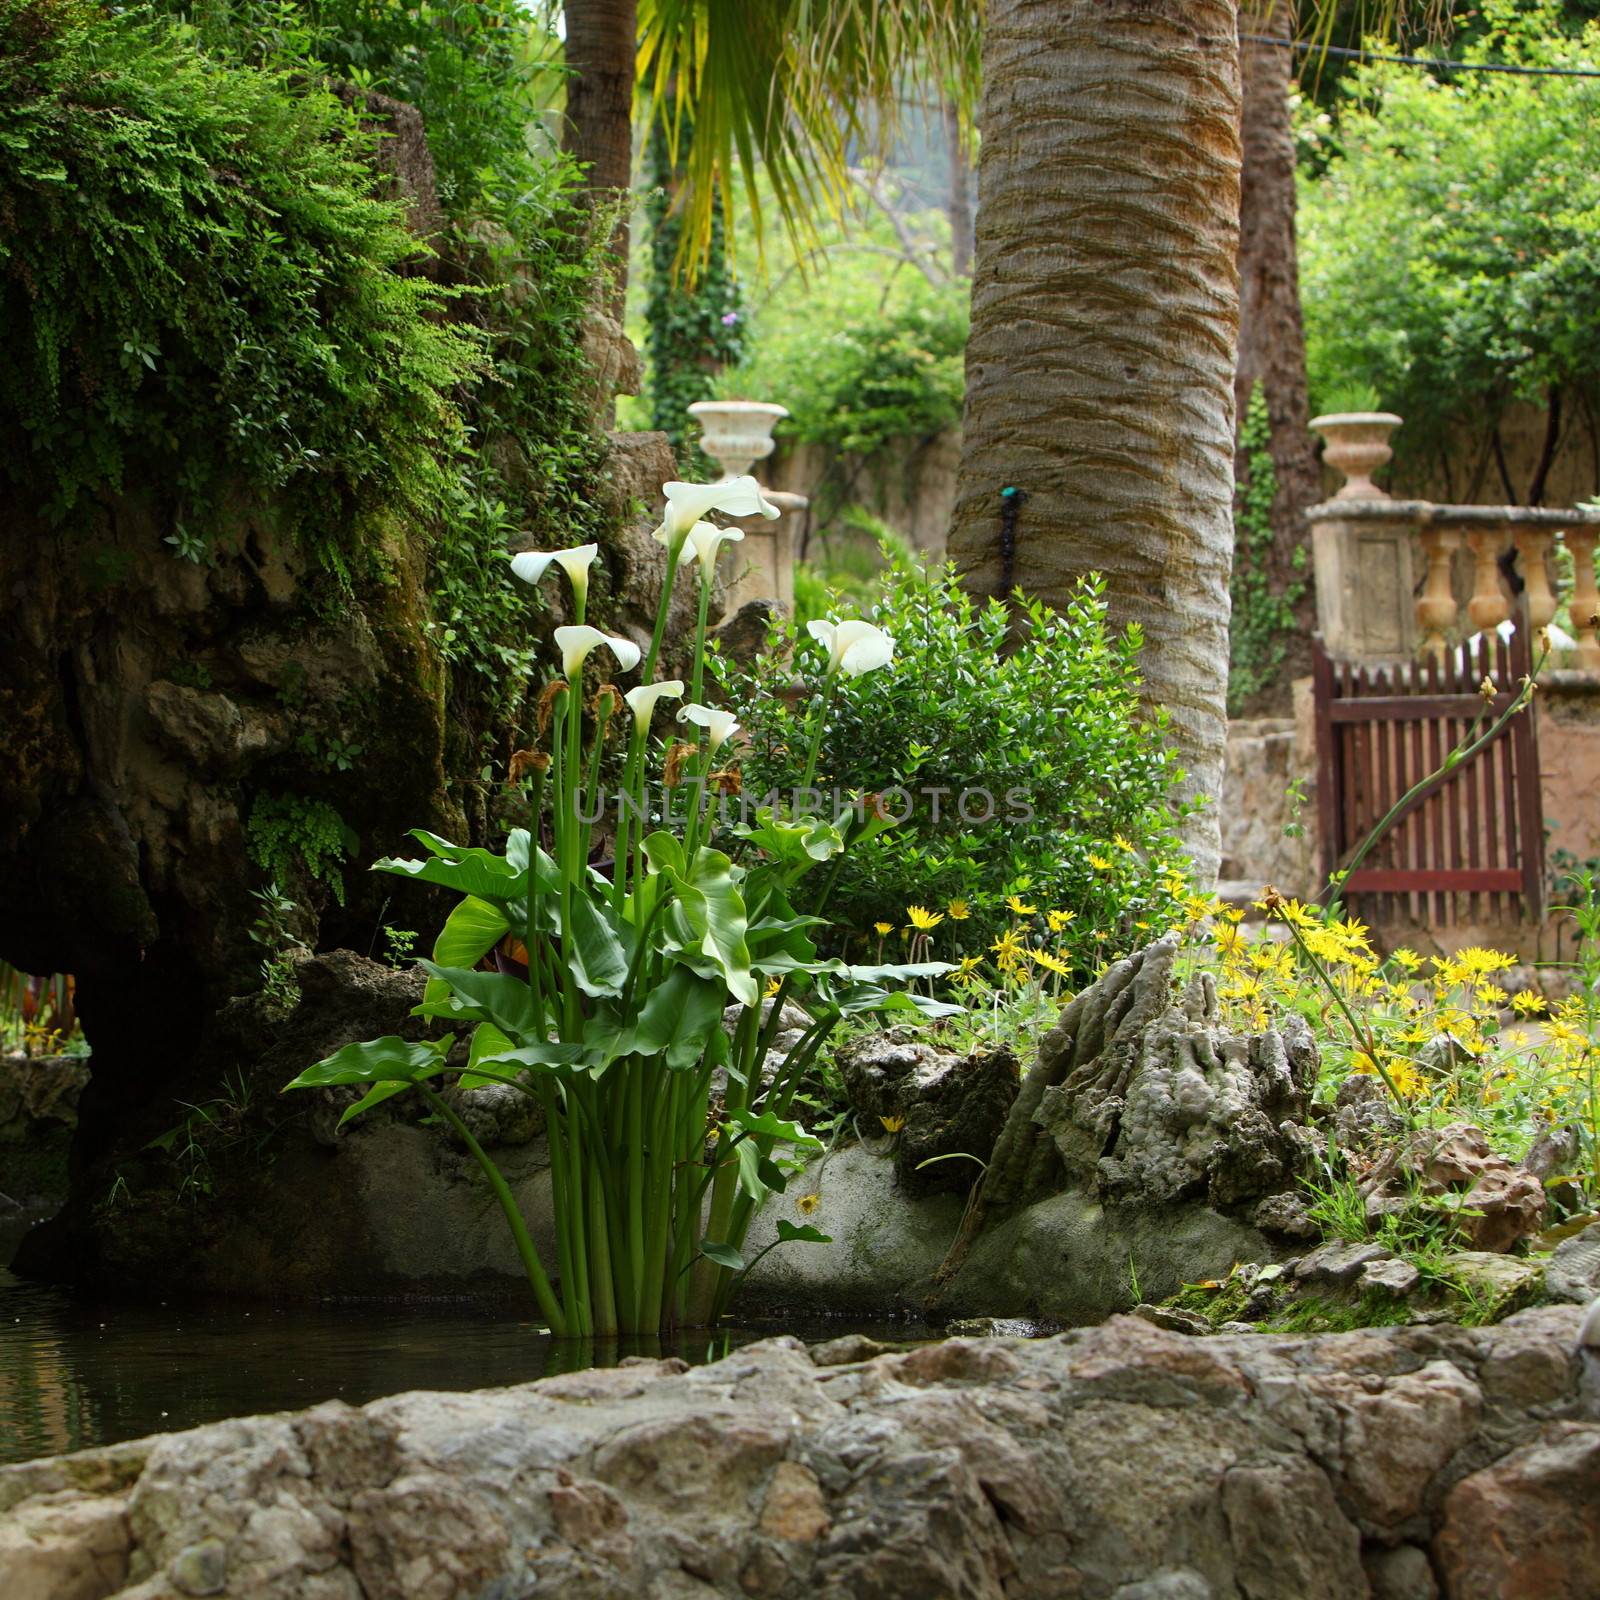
[0,1054,90,1136]
[1441,1251,1545,1312]
[1354,1120,1549,1255]
[1359,1256,1421,1297]
[1293,1239,1395,1290]
[1332,1073,1405,1152]
[1131,1303,1212,1336]
[1251,1190,1320,1240]
[1546,1220,1600,1305]
[1434,1423,1600,1600]
[3,1310,1593,1600]
[444,1081,546,1148]
[1364,1543,1437,1600]
[1028,942,1317,1210]
[143,681,283,773]
[711,599,783,668]
[837,1034,1019,1196]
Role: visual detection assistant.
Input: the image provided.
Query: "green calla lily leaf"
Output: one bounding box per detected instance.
[415,962,542,1037]
[285,1035,448,1091]
[732,1138,771,1202]
[833,984,964,1019]
[432,896,510,969]
[725,1105,823,1151]
[565,891,628,998]
[700,1239,744,1271]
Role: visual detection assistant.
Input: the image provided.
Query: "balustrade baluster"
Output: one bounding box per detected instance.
[1565,526,1600,672]
[1415,528,1460,658]
[1465,527,1511,633]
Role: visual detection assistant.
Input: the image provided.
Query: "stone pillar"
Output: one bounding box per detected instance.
[1306,499,1427,660]
[721,492,805,616]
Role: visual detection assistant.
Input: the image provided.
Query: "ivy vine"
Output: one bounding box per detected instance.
[643,121,743,472]
[1228,383,1308,715]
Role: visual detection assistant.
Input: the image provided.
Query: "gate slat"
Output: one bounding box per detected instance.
[1309,637,1540,930]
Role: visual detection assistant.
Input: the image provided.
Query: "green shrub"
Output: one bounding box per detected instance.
[160,0,613,711]
[1298,0,1600,490]
[0,0,480,547]
[722,560,1194,976]
[727,272,965,459]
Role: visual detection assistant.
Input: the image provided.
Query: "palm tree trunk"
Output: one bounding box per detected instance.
[1233,3,1320,712]
[563,0,638,314]
[948,0,1243,887]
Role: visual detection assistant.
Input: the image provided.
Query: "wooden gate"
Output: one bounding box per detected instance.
[1312,630,1543,925]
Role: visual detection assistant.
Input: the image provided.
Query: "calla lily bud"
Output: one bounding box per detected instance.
[677,702,740,752]
[554,625,642,679]
[806,618,895,677]
[654,476,780,553]
[624,679,685,733]
[686,520,743,583]
[511,543,599,609]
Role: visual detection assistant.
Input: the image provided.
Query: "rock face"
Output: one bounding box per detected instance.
[1036,971,1315,1211]
[1547,1221,1600,1306]
[13,952,562,1297]
[981,937,1315,1215]
[930,939,1303,1318]
[837,1034,1019,1196]
[1353,1119,1549,1254]
[1,1307,1594,1600]
[0,1054,90,1208]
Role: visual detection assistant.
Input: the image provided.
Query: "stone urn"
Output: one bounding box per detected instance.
[1310,412,1403,500]
[687,399,789,480]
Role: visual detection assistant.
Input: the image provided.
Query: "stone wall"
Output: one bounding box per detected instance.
[767,430,959,561]
[2,1307,1595,1599]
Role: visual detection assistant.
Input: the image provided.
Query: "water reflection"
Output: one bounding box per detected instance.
[0,1250,930,1466]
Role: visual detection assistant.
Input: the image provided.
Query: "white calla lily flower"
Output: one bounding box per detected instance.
[554,625,641,680]
[806,618,896,677]
[510,543,599,608]
[677,702,740,752]
[624,679,684,733]
[686,520,743,582]
[654,476,780,553]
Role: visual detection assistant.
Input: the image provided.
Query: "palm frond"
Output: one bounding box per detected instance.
[637,0,982,277]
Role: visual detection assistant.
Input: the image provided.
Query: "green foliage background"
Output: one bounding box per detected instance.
[0,0,609,738]
[0,0,478,547]
[1298,0,1600,493]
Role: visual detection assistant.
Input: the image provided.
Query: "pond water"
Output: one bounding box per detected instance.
[0,1214,932,1468]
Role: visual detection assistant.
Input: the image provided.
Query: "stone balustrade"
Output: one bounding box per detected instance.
[1306,410,1600,667]
[1306,497,1600,667]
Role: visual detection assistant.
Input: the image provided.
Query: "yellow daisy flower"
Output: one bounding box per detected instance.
[906,905,944,931]
[796,1192,821,1216]
[946,899,971,921]
[1006,895,1037,916]
[1046,909,1075,932]
[874,921,894,937]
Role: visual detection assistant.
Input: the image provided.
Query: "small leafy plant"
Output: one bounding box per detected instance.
[725,556,1193,976]
[286,476,954,1337]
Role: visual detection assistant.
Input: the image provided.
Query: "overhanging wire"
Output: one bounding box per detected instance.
[1242,34,1600,80]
